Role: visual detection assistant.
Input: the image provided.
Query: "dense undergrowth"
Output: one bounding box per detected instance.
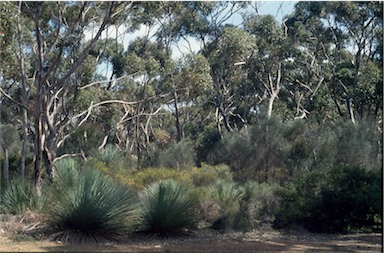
[0,118,382,242]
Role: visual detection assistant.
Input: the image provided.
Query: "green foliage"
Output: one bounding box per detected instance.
[127,167,192,191]
[208,180,243,231]
[213,116,288,183]
[0,124,19,149]
[238,182,279,231]
[47,164,139,243]
[273,171,324,230]
[51,158,80,193]
[139,179,198,236]
[0,179,41,215]
[97,144,122,165]
[190,166,219,187]
[274,165,382,233]
[315,165,382,233]
[159,138,196,169]
[192,124,221,165]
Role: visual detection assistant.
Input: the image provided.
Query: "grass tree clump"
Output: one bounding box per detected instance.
[47,163,139,243]
[0,178,42,215]
[139,179,198,237]
[208,180,243,231]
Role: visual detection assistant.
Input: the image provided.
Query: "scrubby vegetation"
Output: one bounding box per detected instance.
[1,117,382,242]
[0,0,382,245]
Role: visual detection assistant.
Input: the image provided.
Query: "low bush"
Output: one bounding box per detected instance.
[127,167,192,191]
[47,165,139,243]
[0,179,42,215]
[159,138,196,169]
[190,166,219,187]
[139,179,198,236]
[207,180,243,231]
[238,182,279,231]
[313,165,382,233]
[274,165,382,233]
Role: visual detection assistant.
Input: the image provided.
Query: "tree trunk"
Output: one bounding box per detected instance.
[266,64,281,119]
[346,96,356,124]
[20,108,28,179]
[267,93,277,119]
[2,147,9,188]
[173,90,182,142]
[17,2,29,179]
[219,104,232,132]
[33,113,43,189]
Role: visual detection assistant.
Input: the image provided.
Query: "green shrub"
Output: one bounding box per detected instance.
[238,182,279,231]
[274,165,382,233]
[273,170,329,231]
[159,138,196,169]
[53,158,80,188]
[190,166,219,187]
[139,179,198,236]
[47,167,139,243]
[212,116,287,183]
[208,180,243,231]
[128,167,192,191]
[0,179,42,215]
[314,165,382,233]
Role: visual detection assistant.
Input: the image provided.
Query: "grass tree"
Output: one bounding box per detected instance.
[139,179,198,237]
[47,161,139,243]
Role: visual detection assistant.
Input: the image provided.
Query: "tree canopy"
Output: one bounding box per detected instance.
[0,1,382,189]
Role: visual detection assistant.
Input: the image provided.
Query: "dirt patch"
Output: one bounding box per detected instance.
[0,214,381,252]
[0,230,382,252]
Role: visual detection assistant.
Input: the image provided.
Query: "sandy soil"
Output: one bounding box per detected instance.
[0,230,382,252]
[0,212,381,252]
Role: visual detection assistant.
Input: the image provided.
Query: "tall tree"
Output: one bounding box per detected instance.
[287,2,383,123]
[245,14,290,119]
[0,2,143,188]
[205,26,256,132]
[0,124,19,187]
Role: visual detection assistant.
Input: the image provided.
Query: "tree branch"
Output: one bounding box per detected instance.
[48,2,115,95]
[0,88,29,111]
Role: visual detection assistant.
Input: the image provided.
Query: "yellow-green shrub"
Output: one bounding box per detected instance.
[128,167,193,191]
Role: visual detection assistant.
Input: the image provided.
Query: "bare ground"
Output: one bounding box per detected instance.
[0,229,382,252]
[0,212,382,252]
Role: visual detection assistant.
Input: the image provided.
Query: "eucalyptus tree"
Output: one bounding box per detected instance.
[205,26,256,132]
[173,53,213,135]
[137,2,250,136]
[244,14,292,120]
[0,2,144,188]
[286,2,383,123]
[119,37,170,164]
[0,124,19,187]
[283,3,336,122]
[0,2,34,179]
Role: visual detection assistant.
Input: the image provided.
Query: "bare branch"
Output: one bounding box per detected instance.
[0,88,29,111]
[80,75,130,90]
[77,101,94,127]
[54,153,82,163]
[49,2,115,95]
[98,136,109,151]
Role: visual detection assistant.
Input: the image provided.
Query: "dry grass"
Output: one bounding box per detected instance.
[0,210,47,240]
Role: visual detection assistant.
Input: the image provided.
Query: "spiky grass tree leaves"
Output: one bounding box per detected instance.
[0,179,41,215]
[139,179,198,237]
[208,180,243,231]
[47,164,139,243]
